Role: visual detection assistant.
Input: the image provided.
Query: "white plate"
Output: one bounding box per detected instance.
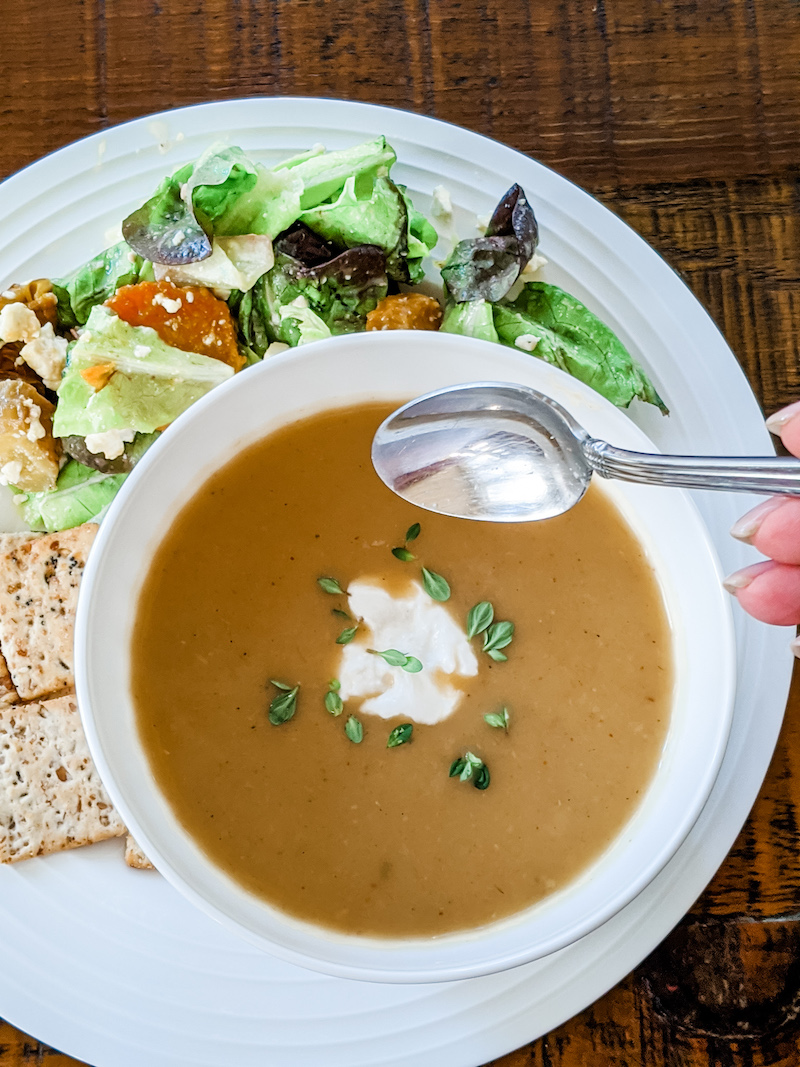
[0,97,792,1066]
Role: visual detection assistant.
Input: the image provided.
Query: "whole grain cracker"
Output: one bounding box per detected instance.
[125,834,155,870]
[0,524,97,700]
[0,693,125,862]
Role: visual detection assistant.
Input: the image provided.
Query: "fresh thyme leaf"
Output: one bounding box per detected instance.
[392,546,416,562]
[336,625,359,645]
[329,678,341,691]
[449,751,489,788]
[268,685,299,725]
[325,690,344,716]
[369,648,408,667]
[345,715,363,743]
[474,764,491,790]
[331,607,351,619]
[405,522,421,542]
[483,620,515,654]
[269,679,294,691]
[466,601,494,639]
[449,757,466,778]
[368,648,424,672]
[421,567,451,602]
[487,649,508,662]
[484,707,510,731]
[318,576,345,595]
[387,723,413,747]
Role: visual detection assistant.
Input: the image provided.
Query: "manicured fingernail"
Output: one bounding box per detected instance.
[766,401,800,433]
[722,570,756,594]
[730,498,785,543]
[790,636,800,659]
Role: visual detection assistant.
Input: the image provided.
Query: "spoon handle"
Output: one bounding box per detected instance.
[585,440,800,496]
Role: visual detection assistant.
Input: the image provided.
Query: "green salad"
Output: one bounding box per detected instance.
[0,137,666,533]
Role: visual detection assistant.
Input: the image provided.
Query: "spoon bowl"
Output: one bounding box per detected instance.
[372,381,800,522]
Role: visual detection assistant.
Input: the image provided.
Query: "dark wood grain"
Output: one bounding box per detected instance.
[1,0,800,1064]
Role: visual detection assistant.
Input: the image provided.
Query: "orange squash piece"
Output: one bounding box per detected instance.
[106,281,244,372]
[365,292,443,332]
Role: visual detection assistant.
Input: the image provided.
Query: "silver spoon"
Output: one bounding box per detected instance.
[371,382,800,522]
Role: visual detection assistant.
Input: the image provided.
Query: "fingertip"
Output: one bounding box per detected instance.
[731,560,800,626]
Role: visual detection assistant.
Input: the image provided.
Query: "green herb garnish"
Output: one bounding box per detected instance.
[318,576,345,595]
[387,723,413,747]
[336,625,359,645]
[325,690,344,716]
[421,567,451,602]
[483,620,514,660]
[484,707,510,731]
[329,678,341,691]
[268,682,299,725]
[391,521,421,561]
[345,715,363,743]
[449,750,489,788]
[332,607,351,620]
[368,648,423,672]
[466,601,494,639]
[269,679,294,691]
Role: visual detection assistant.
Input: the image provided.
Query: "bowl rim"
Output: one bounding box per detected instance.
[75,330,736,983]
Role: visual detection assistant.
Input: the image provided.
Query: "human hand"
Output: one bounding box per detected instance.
[724,401,800,649]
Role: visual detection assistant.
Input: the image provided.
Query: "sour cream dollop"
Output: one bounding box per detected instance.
[338,579,478,725]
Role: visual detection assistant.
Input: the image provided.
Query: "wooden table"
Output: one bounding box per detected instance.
[2,1,798,1063]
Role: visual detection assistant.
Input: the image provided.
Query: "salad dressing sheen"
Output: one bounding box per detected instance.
[132,402,672,937]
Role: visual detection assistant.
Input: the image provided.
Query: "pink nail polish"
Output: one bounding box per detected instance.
[730,497,785,543]
[766,401,800,434]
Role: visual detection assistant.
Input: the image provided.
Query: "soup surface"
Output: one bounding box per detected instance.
[133,401,672,937]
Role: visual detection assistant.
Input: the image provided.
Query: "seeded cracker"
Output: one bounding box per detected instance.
[0,694,125,862]
[0,524,96,701]
[0,535,36,705]
[125,834,155,870]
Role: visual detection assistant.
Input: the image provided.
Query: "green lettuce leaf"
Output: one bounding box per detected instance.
[123,145,302,266]
[53,306,234,438]
[300,175,410,282]
[495,283,668,412]
[440,299,499,343]
[285,136,397,210]
[53,243,145,328]
[277,304,332,346]
[400,188,438,284]
[13,460,128,532]
[239,245,388,355]
[187,145,302,239]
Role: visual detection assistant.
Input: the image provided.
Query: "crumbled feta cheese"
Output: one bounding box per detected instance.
[84,428,136,461]
[152,292,182,314]
[514,334,540,352]
[22,401,45,442]
[431,185,453,220]
[0,304,40,345]
[133,345,151,359]
[185,291,194,303]
[103,223,123,245]
[19,323,68,391]
[0,460,23,486]
[505,252,550,302]
[264,342,290,357]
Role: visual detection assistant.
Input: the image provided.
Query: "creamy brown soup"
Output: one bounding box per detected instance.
[133,401,672,938]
